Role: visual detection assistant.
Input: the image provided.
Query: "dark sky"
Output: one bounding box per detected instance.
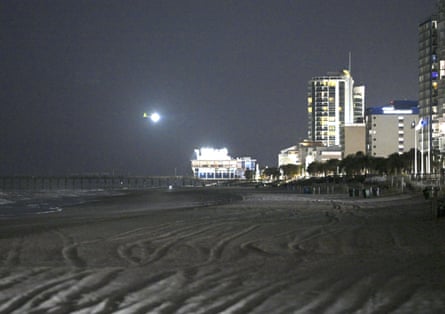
[0,0,437,176]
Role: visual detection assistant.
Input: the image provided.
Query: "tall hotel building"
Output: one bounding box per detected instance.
[418,15,439,173]
[418,0,445,173]
[307,70,365,149]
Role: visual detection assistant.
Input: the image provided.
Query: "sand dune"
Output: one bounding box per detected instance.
[0,187,444,313]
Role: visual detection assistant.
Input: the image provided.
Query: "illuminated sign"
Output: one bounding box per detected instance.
[381,106,413,115]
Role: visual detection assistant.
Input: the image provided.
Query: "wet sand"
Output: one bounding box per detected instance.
[0,187,444,313]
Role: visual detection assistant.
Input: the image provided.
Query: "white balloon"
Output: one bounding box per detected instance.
[150,112,160,123]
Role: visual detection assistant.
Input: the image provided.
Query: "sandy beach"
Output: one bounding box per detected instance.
[0,187,444,313]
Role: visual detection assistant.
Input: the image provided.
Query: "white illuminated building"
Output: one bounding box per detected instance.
[276,68,364,175]
[307,70,365,149]
[191,147,257,180]
[278,145,300,167]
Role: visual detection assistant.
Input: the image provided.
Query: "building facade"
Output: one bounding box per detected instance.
[419,16,439,173]
[417,1,445,174]
[277,140,341,177]
[344,124,366,157]
[278,145,300,167]
[366,101,419,158]
[191,147,256,180]
[307,70,365,149]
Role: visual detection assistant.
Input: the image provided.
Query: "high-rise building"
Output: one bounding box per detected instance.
[436,1,445,162]
[418,15,439,173]
[366,101,419,158]
[417,1,445,174]
[307,70,365,149]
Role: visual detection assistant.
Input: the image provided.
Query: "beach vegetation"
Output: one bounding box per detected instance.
[308,151,416,178]
[262,167,281,181]
[280,164,302,179]
[244,169,254,180]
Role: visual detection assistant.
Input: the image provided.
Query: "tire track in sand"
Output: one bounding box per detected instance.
[52,230,86,268]
[0,268,47,291]
[0,270,89,314]
[2,237,23,267]
[116,224,222,266]
[29,268,123,313]
[208,225,260,262]
[174,277,291,314]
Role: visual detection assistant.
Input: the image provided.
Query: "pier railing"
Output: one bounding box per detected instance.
[0,176,202,191]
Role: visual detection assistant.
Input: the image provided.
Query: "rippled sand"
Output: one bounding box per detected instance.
[0,187,444,313]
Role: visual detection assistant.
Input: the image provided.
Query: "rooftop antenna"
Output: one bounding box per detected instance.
[348,51,352,73]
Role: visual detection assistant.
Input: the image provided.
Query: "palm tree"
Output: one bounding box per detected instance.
[387,153,403,175]
[307,161,324,176]
[368,156,387,175]
[339,154,360,176]
[262,167,281,181]
[280,164,301,179]
[325,158,340,175]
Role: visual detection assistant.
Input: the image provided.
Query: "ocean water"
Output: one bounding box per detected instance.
[0,187,241,218]
[0,190,121,217]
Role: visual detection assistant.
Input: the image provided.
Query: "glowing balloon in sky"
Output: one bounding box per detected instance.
[150,112,160,123]
[143,112,161,123]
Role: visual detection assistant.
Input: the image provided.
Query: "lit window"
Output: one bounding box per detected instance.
[440,60,445,78]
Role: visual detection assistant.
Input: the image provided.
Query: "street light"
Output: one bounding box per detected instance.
[412,119,425,177]
[412,120,418,176]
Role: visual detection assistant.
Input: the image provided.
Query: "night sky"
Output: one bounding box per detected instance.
[1,0,437,176]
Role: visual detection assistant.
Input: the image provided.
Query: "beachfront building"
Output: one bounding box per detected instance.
[278,145,301,167]
[419,15,439,173]
[417,1,445,173]
[301,141,342,168]
[277,140,341,177]
[344,123,366,157]
[307,70,365,149]
[191,147,257,180]
[365,101,419,158]
[277,145,304,179]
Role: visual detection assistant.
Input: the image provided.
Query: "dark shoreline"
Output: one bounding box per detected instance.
[0,184,425,222]
[0,187,245,220]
